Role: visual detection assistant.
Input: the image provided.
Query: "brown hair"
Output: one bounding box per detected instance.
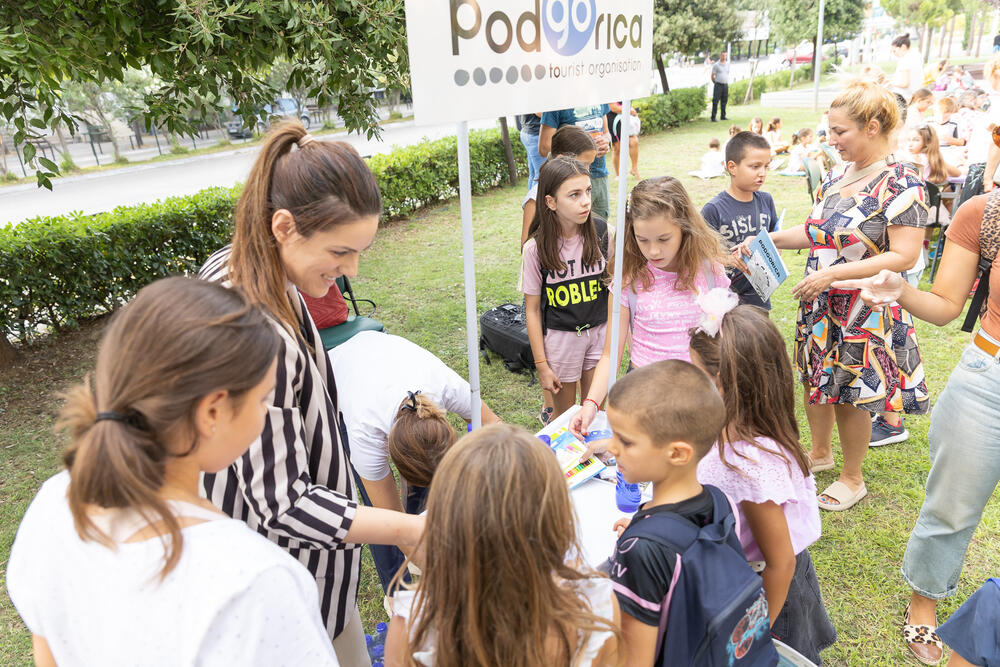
[792,128,814,146]
[617,176,725,292]
[912,125,949,185]
[689,306,810,477]
[60,277,279,578]
[985,56,1000,86]
[387,392,457,488]
[228,120,382,332]
[527,156,605,273]
[550,125,598,158]
[608,360,725,458]
[909,88,933,107]
[766,117,781,132]
[830,77,900,138]
[892,33,911,49]
[397,425,621,666]
[749,117,764,134]
[709,138,721,149]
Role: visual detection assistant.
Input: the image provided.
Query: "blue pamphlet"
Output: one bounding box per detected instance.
[744,227,788,300]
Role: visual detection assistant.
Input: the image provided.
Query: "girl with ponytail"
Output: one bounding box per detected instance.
[6,277,338,666]
[198,119,422,663]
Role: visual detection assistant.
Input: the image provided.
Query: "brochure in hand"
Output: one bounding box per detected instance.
[536,405,607,489]
[743,226,788,301]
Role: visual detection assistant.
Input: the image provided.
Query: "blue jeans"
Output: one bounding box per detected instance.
[356,477,428,593]
[901,341,1000,599]
[519,130,545,193]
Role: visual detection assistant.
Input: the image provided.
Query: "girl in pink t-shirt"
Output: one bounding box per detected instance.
[572,176,728,437]
[521,156,611,418]
[690,304,836,664]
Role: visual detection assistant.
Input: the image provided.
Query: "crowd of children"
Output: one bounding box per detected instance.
[9,69,1000,667]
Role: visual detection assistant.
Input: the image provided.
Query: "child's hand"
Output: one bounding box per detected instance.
[569,401,597,439]
[578,437,611,463]
[613,518,630,537]
[538,364,563,394]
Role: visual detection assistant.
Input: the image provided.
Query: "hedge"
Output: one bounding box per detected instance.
[1,89,707,345]
[634,87,707,133]
[729,61,837,105]
[0,128,527,344]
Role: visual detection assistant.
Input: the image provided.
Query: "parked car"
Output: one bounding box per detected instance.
[226,97,311,138]
[781,41,824,66]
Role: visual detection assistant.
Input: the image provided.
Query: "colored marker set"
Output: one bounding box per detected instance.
[547,429,605,489]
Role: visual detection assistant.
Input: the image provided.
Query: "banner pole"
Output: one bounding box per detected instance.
[457,120,482,429]
[607,99,631,395]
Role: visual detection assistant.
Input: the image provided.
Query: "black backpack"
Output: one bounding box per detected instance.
[479,303,535,381]
[961,189,1000,332]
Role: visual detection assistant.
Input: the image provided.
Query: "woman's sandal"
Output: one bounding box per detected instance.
[817,480,867,511]
[903,603,943,665]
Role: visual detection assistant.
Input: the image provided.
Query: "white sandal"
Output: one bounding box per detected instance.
[817,480,867,511]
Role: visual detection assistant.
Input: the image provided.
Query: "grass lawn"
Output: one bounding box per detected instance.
[2,99,999,666]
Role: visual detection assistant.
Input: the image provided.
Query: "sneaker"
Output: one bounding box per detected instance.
[870,416,909,447]
[538,406,554,426]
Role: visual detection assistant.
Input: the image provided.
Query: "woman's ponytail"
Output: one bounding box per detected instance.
[59,277,280,579]
[388,392,457,488]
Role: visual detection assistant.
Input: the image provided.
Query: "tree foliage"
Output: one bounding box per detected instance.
[771,0,865,57]
[0,1,407,188]
[652,0,744,57]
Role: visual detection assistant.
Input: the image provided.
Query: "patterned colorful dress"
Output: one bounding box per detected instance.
[794,162,930,414]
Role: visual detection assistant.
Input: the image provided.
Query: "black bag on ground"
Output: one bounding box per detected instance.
[479,303,535,380]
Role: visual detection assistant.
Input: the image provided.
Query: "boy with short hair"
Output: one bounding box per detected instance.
[605,360,776,667]
[701,131,780,310]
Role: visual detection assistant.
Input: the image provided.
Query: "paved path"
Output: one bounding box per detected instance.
[0,118,498,226]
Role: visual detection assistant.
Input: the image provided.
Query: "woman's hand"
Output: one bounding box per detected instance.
[831,269,906,310]
[537,363,562,395]
[791,268,836,302]
[569,401,598,439]
[728,242,751,274]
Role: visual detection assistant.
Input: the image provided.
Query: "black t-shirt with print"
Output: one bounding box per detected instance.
[607,487,716,626]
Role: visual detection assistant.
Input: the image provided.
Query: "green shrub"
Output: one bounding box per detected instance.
[114,155,129,165]
[633,87,707,132]
[59,153,79,173]
[2,170,18,182]
[730,60,836,104]
[169,141,189,155]
[1,128,527,342]
[389,111,403,120]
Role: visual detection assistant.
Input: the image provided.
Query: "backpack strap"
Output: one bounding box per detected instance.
[961,190,1000,332]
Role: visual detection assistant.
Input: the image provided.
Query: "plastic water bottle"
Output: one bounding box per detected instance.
[365,634,374,661]
[615,469,641,513]
[372,645,385,662]
[372,662,384,667]
[374,621,388,646]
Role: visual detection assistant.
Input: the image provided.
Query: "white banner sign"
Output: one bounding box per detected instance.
[404,0,654,124]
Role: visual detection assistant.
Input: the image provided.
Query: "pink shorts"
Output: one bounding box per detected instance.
[544,322,607,383]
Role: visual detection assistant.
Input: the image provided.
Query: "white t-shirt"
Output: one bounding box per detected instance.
[6,471,337,667]
[329,331,472,481]
[968,95,1000,164]
[699,149,725,177]
[893,50,925,98]
[392,577,615,666]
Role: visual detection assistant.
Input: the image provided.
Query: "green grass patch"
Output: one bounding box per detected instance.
[2,100,998,666]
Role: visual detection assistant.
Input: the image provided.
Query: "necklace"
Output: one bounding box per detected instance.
[832,156,892,194]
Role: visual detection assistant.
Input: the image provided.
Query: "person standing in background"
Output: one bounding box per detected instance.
[711,51,730,123]
[519,113,545,193]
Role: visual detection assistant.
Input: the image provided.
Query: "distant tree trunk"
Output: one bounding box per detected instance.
[656,53,669,93]
[743,59,759,104]
[976,11,986,57]
[968,11,977,55]
[924,24,934,62]
[53,124,70,157]
[946,16,956,58]
[498,117,518,186]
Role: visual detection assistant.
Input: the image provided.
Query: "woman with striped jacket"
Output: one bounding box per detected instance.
[199,120,423,665]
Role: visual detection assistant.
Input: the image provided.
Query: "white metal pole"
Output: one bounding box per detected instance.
[456,121,482,429]
[607,99,631,395]
[813,0,826,112]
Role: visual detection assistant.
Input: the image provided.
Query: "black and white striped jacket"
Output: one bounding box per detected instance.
[199,245,360,639]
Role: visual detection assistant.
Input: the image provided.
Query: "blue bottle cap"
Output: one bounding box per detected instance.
[376,621,388,632]
[372,645,385,658]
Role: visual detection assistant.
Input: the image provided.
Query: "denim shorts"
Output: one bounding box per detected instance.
[770,549,837,665]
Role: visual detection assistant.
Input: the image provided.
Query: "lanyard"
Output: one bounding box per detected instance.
[826,158,891,198]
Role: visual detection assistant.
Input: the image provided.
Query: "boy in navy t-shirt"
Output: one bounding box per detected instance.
[539,105,612,219]
[701,131,780,310]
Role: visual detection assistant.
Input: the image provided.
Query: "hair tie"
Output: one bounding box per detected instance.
[402,390,421,412]
[94,411,146,429]
[297,134,316,148]
[695,287,739,337]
